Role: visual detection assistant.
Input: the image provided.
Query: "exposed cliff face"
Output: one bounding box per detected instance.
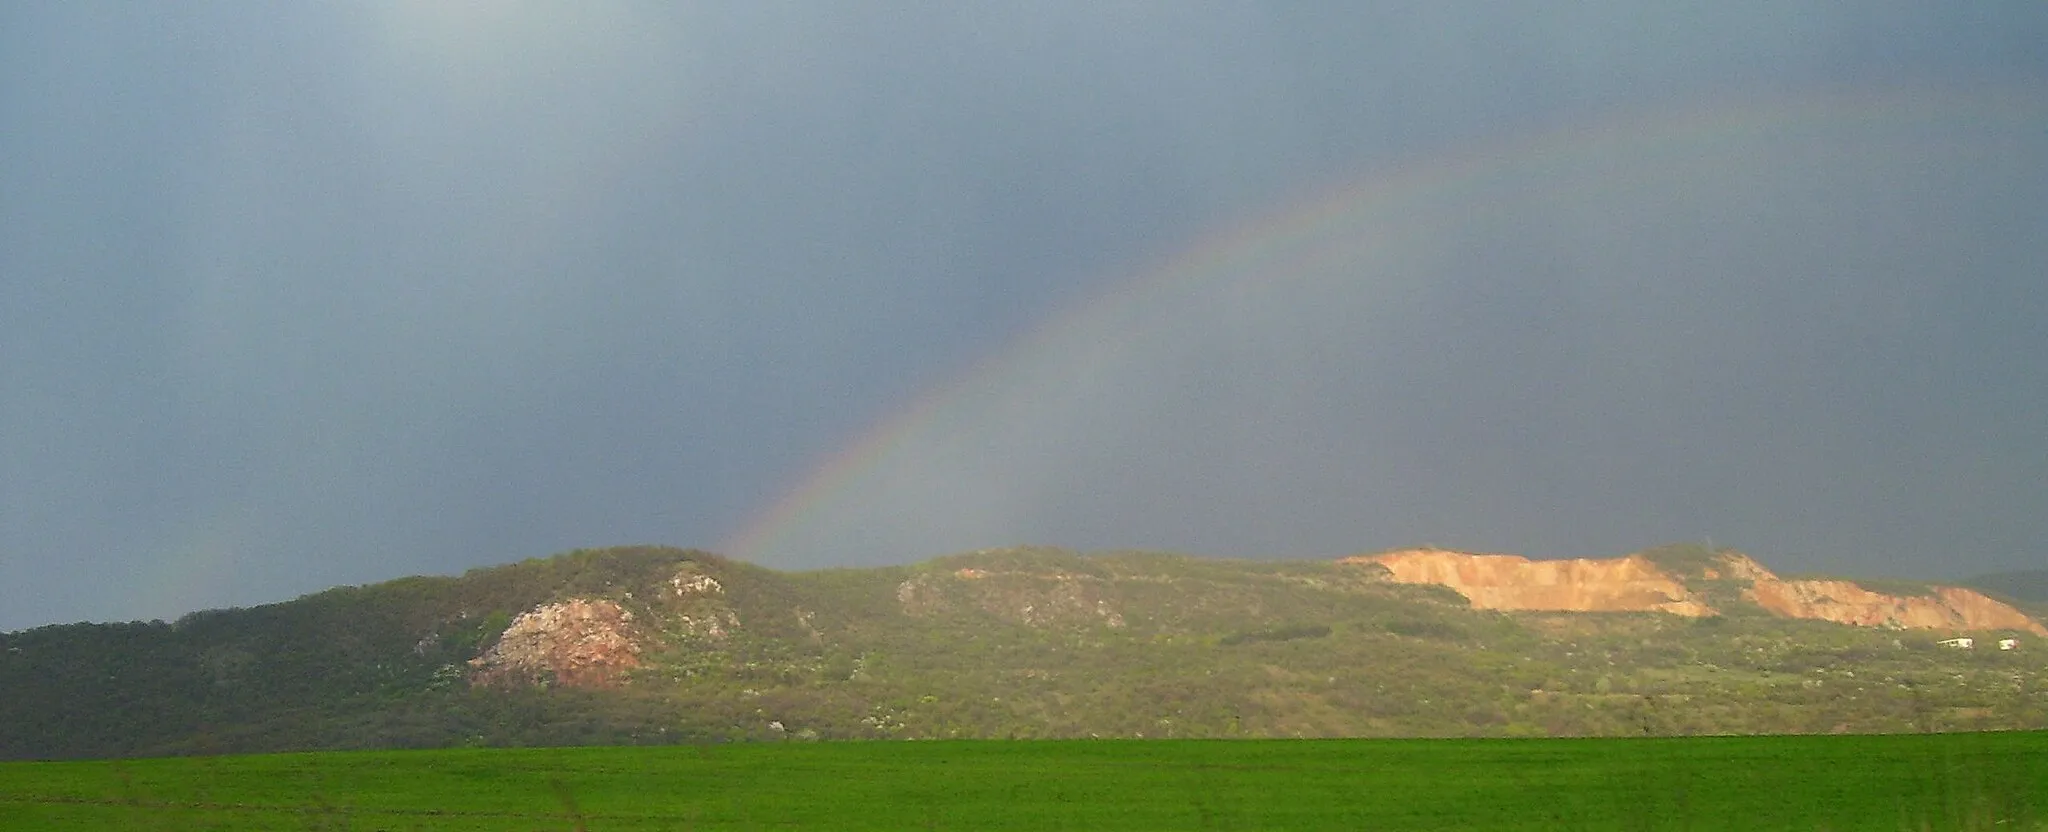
[1746,577,2048,636]
[1347,548,2047,635]
[468,599,643,688]
[1345,550,1711,616]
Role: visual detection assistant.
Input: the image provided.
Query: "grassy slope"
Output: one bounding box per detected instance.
[1,733,2044,831]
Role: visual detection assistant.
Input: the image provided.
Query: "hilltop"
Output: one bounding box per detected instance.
[3,544,2044,760]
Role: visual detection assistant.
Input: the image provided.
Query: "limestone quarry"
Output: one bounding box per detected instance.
[1350,550,1713,616]
[1745,577,2046,635]
[1348,548,2046,636]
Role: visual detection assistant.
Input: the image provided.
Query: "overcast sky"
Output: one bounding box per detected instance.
[4,3,2046,630]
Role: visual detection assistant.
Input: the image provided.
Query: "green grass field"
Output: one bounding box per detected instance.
[2,732,2043,830]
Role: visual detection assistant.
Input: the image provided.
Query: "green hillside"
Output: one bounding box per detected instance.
[4,546,2046,760]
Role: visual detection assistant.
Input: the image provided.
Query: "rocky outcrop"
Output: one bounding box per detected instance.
[1344,549,1711,616]
[660,565,739,640]
[1345,548,2047,635]
[468,599,643,688]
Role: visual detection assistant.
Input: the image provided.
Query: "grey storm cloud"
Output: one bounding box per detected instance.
[743,102,2048,573]
[3,2,2046,629]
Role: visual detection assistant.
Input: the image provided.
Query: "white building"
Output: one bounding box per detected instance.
[1937,637,1975,649]
[1998,638,2019,651]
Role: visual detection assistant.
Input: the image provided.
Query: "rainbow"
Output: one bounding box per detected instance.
[720,83,2048,566]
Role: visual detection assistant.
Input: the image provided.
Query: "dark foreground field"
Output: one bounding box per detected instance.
[1,732,2043,830]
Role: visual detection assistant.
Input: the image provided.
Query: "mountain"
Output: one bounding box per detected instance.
[3,545,2044,760]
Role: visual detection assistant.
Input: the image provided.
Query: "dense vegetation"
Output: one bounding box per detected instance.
[1,733,2043,830]
[3,546,2044,760]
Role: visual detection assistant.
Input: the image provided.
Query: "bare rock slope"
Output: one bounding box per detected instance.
[1351,550,1712,617]
[1345,548,2046,635]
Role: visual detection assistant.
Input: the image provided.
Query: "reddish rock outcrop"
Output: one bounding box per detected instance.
[468,599,643,688]
[1344,549,1711,616]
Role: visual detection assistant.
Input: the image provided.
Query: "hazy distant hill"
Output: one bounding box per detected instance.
[3,545,2045,760]
[1964,570,2048,603]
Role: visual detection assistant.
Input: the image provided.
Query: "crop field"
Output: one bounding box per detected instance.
[1,732,2043,831]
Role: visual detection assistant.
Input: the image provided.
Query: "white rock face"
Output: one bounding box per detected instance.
[665,566,740,639]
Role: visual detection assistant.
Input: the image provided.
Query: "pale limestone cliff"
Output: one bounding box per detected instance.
[1343,549,1711,616]
[1344,548,2046,635]
[1744,576,2047,636]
